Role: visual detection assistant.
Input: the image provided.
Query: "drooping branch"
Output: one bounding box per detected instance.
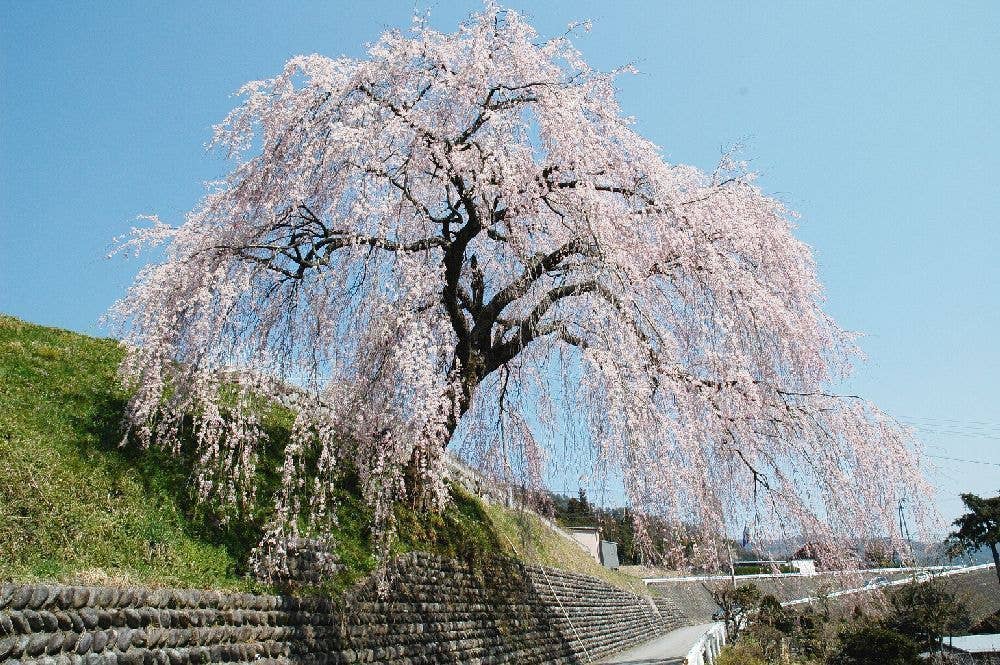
[489,280,598,369]
[221,226,448,280]
[111,5,929,577]
[480,237,596,324]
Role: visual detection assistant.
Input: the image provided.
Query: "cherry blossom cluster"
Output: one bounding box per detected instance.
[110,4,930,573]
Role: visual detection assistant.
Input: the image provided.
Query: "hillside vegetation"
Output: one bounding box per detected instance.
[0,315,642,595]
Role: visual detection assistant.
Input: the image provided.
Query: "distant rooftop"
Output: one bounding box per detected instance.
[946,633,1000,654]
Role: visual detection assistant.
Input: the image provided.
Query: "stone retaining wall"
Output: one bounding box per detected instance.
[0,552,684,664]
[648,569,921,622]
[648,566,999,624]
[645,582,721,623]
[814,565,999,622]
[942,566,999,623]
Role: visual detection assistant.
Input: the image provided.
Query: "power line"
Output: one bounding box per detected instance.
[899,415,1000,431]
[904,424,1000,441]
[899,415,1000,428]
[909,425,1000,438]
[924,453,1000,468]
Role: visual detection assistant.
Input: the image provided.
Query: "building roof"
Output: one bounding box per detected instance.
[946,633,1000,654]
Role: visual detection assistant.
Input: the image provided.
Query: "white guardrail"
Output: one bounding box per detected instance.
[684,622,727,665]
[642,564,966,585]
[672,564,993,664]
[781,563,996,607]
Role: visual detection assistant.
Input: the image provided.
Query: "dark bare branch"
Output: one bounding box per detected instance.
[480,237,596,325]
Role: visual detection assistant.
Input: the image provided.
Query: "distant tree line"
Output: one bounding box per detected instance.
[717,578,987,664]
[544,489,754,567]
[545,489,1000,578]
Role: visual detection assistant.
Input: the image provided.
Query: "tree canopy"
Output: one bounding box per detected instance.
[947,491,1000,585]
[111,5,929,573]
[887,581,971,653]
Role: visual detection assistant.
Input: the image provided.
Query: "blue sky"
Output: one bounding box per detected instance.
[2,1,997,526]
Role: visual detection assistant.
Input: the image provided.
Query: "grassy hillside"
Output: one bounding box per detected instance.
[0,315,644,595]
[0,315,250,588]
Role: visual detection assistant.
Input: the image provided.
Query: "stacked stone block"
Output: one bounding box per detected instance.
[648,565,999,625]
[0,552,684,664]
[274,538,342,589]
[944,566,1000,623]
[645,581,721,623]
[648,570,917,623]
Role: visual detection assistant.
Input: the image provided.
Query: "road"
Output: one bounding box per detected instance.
[603,564,995,664]
[782,562,998,607]
[598,623,718,664]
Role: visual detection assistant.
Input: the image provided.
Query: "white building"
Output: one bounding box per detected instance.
[566,526,619,569]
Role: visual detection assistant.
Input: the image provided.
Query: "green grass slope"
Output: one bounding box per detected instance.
[0,315,643,596]
[0,315,262,588]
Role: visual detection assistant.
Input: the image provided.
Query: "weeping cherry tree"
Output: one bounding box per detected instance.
[110,5,930,576]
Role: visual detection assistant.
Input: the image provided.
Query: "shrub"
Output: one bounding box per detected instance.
[828,623,919,665]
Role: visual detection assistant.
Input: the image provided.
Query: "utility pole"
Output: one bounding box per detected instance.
[898,498,913,565]
[727,539,737,590]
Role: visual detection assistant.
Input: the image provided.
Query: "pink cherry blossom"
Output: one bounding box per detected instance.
[109,4,931,574]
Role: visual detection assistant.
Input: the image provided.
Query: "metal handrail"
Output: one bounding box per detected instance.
[684,622,727,665]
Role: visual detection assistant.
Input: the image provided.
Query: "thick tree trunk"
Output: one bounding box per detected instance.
[991,542,1000,587]
[403,371,478,509]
